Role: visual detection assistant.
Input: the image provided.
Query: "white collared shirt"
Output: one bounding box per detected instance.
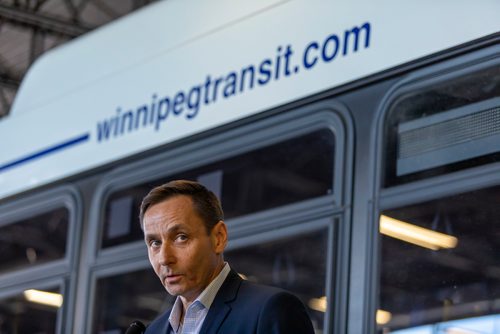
[168,263,231,334]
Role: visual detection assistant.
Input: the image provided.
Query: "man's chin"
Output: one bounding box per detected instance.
[164,285,184,297]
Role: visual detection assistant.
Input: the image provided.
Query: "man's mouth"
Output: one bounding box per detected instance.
[165,274,182,284]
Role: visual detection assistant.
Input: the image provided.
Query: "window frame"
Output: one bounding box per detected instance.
[89,102,350,260]
[226,215,340,334]
[86,99,354,334]
[0,185,82,334]
[371,45,500,334]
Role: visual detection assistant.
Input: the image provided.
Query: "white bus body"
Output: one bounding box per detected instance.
[0,1,499,334]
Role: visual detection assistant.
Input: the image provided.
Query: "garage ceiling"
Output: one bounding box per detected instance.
[0,0,158,119]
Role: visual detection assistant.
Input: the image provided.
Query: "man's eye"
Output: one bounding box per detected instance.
[176,234,188,242]
[149,240,161,248]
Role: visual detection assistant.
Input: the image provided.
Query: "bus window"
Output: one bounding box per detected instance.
[225,227,330,333]
[378,186,500,333]
[0,286,62,333]
[101,128,336,249]
[91,267,174,334]
[0,188,79,334]
[383,64,500,187]
[0,207,69,273]
[92,224,331,334]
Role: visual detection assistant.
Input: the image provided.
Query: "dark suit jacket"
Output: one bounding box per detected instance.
[145,269,315,334]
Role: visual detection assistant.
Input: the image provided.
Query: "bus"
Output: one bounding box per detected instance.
[0,0,499,333]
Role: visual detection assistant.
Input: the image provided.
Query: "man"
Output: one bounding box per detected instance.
[140,180,315,334]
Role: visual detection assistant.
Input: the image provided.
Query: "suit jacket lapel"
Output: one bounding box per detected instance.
[161,310,172,334]
[200,269,242,334]
[146,309,172,334]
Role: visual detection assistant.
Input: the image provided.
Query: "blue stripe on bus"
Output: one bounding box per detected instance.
[0,133,90,173]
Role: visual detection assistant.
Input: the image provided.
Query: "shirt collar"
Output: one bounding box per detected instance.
[169,297,184,333]
[196,262,230,309]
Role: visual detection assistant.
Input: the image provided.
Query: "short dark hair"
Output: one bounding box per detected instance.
[139,180,224,233]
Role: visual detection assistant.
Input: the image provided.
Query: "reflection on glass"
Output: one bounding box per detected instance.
[380,215,458,251]
[378,186,500,333]
[23,289,63,308]
[102,129,335,248]
[0,286,60,334]
[225,228,329,333]
[0,207,69,273]
[92,267,174,334]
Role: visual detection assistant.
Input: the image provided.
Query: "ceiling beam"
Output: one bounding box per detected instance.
[90,0,120,20]
[0,88,11,117]
[0,3,92,37]
[0,71,20,89]
[30,28,46,64]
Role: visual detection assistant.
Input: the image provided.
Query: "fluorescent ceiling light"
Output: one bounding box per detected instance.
[376,309,392,325]
[380,215,458,250]
[308,296,327,312]
[24,289,63,308]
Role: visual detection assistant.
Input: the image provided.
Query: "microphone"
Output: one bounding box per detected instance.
[125,320,146,334]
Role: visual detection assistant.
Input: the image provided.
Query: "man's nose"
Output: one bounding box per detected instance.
[159,242,175,266]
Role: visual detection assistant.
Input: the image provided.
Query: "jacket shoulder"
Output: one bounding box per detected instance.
[222,280,315,334]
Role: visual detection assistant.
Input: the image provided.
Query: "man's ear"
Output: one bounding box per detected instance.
[212,221,228,254]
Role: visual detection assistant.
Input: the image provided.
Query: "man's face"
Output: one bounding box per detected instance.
[143,195,227,304]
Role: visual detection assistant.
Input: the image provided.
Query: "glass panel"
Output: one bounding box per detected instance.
[102,129,335,248]
[0,207,69,273]
[225,228,329,333]
[0,286,61,334]
[378,186,500,333]
[92,268,174,334]
[384,65,500,187]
